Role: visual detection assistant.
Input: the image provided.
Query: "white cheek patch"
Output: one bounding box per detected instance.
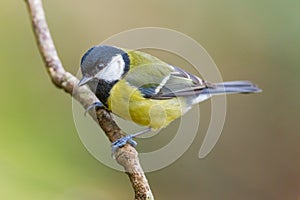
[95,54,125,82]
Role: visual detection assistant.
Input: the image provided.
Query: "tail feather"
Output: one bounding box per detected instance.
[201,81,262,95]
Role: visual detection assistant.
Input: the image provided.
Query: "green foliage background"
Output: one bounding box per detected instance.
[0,0,299,199]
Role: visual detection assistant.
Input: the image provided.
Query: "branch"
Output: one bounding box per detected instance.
[25,0,154,199]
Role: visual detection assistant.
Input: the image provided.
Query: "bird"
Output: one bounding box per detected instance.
[78,45,261,151]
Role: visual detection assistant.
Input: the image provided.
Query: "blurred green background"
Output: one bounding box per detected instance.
[1,0,299,199]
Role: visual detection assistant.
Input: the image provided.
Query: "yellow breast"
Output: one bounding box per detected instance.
[107,80,186,130]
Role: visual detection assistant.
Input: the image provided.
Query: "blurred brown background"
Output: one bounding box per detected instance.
[0,0,299,199]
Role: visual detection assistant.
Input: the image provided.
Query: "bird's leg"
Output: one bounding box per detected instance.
[111,127,152,154]
[84,102,104,116]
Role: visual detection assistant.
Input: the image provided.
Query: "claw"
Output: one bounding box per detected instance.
[111,135,137,154]
[111,128,152,157]
[84,102,104,116]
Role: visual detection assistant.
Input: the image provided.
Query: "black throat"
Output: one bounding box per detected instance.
[88,79,118,108]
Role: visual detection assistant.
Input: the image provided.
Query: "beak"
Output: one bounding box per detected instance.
[78,76,93,86]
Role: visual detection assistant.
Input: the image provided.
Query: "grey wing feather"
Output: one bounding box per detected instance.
[141,65,207,99]
[125,62,261,100]
[161,66,206,96]
[124,63,207,99]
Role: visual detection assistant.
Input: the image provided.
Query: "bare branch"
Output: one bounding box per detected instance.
[25,0,153,199]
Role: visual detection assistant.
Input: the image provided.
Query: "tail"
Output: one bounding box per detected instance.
[201,81,262,95]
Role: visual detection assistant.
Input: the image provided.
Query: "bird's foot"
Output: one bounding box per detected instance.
[111,128,152,157]
[84,102,104,116]
[111,135,138,154]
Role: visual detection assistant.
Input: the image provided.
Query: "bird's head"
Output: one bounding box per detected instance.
[78,45,130,86]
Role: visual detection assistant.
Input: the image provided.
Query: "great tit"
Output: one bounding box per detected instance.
[78,45,261,151]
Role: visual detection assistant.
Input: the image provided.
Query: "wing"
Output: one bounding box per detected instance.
[124,50,261,100]
[154,66,207,99]
[124,57,207,99]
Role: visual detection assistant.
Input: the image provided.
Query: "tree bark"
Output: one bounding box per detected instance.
[25,0,154,199]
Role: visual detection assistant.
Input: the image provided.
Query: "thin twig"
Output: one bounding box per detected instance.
[25,0,153,199]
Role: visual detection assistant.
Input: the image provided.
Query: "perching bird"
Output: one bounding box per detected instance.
[78,45,261,151]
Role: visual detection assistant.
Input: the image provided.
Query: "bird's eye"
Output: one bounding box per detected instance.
[97,63,104,70]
